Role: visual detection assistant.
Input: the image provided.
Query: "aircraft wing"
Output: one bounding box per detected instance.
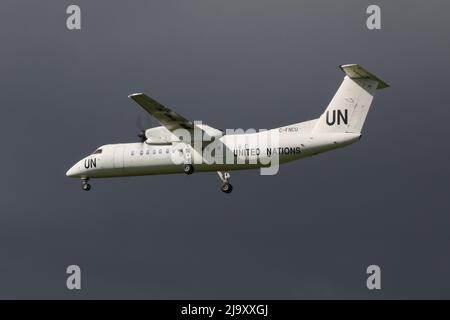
[128,93,195,131]
[128,93,224,151]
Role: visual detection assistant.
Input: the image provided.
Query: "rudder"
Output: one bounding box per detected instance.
[313,64,389,134]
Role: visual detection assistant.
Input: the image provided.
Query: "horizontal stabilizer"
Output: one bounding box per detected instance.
[340,64,389,89]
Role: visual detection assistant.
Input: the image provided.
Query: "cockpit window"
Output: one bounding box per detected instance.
[92,148,102,154]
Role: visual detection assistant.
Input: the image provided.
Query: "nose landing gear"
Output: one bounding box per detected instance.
[81,178,91,191]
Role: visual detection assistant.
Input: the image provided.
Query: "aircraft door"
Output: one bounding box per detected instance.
[113,145,124,169]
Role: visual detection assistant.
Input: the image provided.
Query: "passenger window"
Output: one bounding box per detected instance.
[153,149,156,155]
[131,150,135,156]
[146,150,150,155]
[166,149,169,154]
[158,149,162,154]
[140,150,143,155]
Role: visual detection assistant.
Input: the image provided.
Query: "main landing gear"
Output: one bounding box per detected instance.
[218,171,233,194]
[183,149,194,175]
[183,163,194,175]
[183,165,233,194]
[81,178,91,191]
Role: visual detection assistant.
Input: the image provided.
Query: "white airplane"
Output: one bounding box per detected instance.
[66,64,388,193]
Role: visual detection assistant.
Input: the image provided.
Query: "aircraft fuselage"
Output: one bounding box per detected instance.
[66,121,360,179]
[66,64,387,193]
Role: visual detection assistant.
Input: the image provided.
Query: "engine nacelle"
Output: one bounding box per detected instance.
[144,124,223,145]
[144,126,174,144]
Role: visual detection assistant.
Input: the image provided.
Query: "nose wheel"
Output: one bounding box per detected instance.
[217,171,233,194]
[81,178,91,191]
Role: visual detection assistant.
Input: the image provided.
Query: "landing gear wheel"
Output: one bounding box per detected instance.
[217,171,232,194]
[183,164,194,175]
[221,183,233,194]
[81,178,91,191]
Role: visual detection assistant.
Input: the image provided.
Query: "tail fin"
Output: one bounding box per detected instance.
[313,64,389,134]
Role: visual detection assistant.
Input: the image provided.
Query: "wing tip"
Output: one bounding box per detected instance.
[128,93,144,99]
[340,63,358,69]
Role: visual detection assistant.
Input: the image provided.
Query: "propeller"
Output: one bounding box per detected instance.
[137,130,146,142]
[135,114,154,142]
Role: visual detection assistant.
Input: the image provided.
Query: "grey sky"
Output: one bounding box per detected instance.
[0,0,449,298]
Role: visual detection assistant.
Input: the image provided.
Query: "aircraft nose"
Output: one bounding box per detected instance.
[66,163,80,177]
